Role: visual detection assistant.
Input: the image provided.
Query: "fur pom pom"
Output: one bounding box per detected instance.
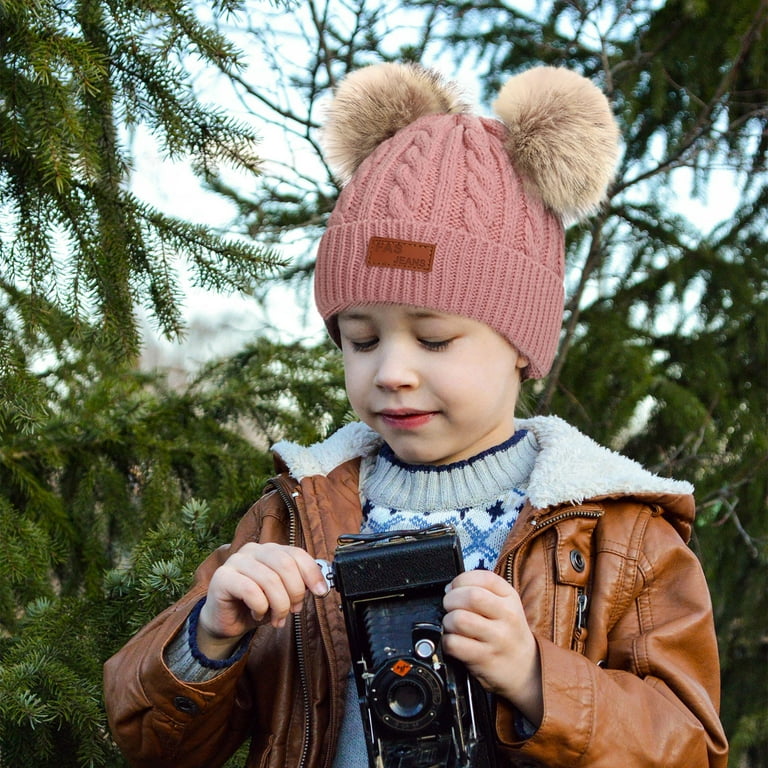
[493,67,620,222]
[322,62,468,184]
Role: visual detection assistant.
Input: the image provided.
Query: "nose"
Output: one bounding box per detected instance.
[373,342,419,391]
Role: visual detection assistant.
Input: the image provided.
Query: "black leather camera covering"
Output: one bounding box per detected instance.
[333,530,463,598]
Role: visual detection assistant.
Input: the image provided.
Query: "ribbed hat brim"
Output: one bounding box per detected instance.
[315,219,564,379]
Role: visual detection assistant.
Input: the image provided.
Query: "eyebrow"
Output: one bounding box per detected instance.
[337,311,370,322]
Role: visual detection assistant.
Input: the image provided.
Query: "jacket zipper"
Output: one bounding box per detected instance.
[266,479,313,768]
[576,590,588,630]
[505,506,603,585]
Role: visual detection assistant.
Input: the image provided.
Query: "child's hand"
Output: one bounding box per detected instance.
[442,569,543,726]
[197,543,329,659]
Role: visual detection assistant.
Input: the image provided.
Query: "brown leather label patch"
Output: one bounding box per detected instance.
[366,237,435,272]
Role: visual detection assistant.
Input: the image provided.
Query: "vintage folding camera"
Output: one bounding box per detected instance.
[319,524,496,768]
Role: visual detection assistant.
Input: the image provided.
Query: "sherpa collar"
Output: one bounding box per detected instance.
[272,415,693,512]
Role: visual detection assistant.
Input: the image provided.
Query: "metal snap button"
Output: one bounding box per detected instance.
[570,549,586,572]
[173,695,199,715]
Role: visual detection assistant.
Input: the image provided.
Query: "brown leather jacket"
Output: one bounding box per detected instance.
[104,419,728,768]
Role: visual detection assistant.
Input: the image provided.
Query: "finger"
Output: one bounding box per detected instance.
[239,544,329,599]
[448,569,515,596]
[228,545,331,626]
[444,584,508,622]
[252,566,299,623]
[442,606,492,641]
[212,562,287,627]
[441,627,486,664]
[215,555,301,628]
[291,550,333,597]
[200,570,269,636]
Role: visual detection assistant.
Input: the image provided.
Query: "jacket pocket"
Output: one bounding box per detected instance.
[553,515,599,653]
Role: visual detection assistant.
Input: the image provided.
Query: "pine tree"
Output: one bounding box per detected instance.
[0,0,279,429]
[0,0,335,764]
[0,329,348,765]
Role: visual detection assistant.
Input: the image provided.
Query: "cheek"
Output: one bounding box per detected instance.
[342,356,368,404]
[444,351,519,406]
[439,365,475,397]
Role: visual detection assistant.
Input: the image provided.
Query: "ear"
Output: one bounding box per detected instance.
[516,353,530,370]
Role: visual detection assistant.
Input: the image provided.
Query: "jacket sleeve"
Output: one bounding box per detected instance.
[494,509,729,768]
[103,491,287,768]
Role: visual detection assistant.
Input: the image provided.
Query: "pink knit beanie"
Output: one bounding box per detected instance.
[314,63,620,379]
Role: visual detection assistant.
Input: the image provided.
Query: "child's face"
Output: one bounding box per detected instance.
[337,304,528,466]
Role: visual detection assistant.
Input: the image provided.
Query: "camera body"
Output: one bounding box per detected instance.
[324,524,496,768]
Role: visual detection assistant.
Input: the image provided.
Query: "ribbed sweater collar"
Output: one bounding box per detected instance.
[360,429,538,512]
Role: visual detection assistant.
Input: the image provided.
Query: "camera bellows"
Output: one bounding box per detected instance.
[363,597,443,668]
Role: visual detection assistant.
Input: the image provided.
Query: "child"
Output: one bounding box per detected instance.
[104,63,728,768]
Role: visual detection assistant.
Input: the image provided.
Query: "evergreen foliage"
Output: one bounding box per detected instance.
[0,325,347,765]
[0,0,279,429]
[1,499,245,767]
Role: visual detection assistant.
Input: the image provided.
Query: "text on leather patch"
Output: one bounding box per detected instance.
[366,237,436,272]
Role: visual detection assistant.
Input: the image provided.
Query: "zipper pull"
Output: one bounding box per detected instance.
[576,591,588,629]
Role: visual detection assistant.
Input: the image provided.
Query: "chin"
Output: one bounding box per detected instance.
[390,446,455,466]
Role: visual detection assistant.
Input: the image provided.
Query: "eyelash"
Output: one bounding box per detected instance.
[349,338,452,352]
[421,339,451,351]
[349,339,377,352]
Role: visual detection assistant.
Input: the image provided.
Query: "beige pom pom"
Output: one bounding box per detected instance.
[322,62,468,184]
[493,67,620,223]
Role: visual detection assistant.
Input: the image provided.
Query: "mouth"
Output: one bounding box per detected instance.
[377,409,438,430]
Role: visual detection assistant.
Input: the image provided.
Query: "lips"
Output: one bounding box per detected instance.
[378,409,437,430]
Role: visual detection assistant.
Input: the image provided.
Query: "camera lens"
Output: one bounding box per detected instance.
[371,660,445,733]
[388,679,427,718]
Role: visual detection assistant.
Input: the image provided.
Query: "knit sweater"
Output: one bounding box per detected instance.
[359,429,536,569]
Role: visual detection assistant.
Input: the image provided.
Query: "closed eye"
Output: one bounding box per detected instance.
[420,338,452,351]
[347,338,378,352]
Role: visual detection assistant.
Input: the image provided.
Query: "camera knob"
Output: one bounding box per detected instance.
[414,638,436,659]
[314,559,335,592]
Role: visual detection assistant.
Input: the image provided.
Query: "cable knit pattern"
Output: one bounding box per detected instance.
[315,63,620,379]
